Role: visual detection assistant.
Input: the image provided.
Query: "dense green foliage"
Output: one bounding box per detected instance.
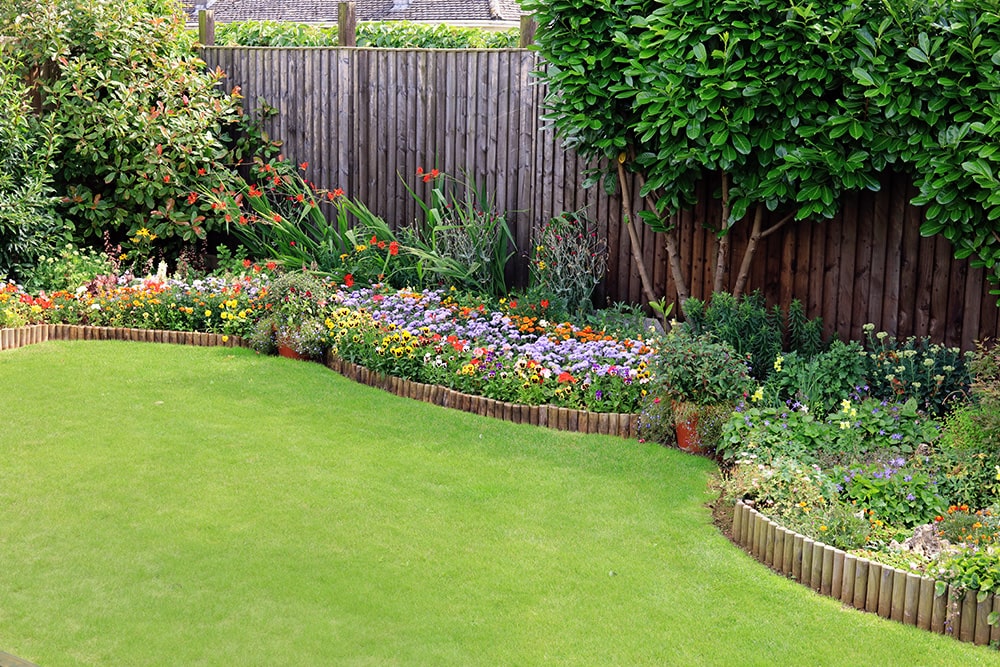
[0,54,64,278]
[1,0,246,260]
[525,0,1000,294]
[211,20,520,48]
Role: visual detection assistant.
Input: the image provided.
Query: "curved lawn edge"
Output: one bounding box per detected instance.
[0,324,639,438]
[731,499,998,647]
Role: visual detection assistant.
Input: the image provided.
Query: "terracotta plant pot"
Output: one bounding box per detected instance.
[277,344,307,361]
[672,401,703,454]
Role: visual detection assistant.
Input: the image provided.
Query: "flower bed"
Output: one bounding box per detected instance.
[732,500,998,646]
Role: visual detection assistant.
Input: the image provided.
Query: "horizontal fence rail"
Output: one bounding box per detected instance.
[201,46,1000,349]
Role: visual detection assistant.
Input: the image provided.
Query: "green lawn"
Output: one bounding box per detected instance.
[0,341,996,666]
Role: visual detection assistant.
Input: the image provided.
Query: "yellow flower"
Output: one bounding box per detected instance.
[751,386,764,402]
[204,310,212,318]
[840,399,851,414]
[773,355,783,372]
[839,420,850,430]
[819,525,828,532]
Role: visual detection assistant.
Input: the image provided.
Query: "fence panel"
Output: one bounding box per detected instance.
[201,46,1000,348]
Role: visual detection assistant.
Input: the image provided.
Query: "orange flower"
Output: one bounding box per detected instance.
[389,241,399,256]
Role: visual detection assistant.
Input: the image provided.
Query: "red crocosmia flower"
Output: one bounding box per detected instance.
[197,167,207,176]
[289,240,295,246]
[370,235,378,245]
[389,241,399,256]
[343,274,354,287]
[416,167,424,175]
[266,261,277,270]
[272,176,281,185]
[377,241,386,250]
[294,193,305,203]
[239,215,248,225]
[430,169,440,178]
[224,213,232,223]
[248,185,262,197]
[162,175,170,183]
[422,174,432,183]
[253,264,262,273]
[299,162,308,170]
[273,214,282,222]
[509,300,517,309]
[242,259,252,268]
[186,192,198,205]
[540,299,549,308]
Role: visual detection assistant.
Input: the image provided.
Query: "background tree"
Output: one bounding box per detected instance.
[525,0,884,307]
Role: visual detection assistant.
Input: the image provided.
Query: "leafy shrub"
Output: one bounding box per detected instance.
[684,293,824,382]
[763,339,869,415]
[651,327,753,406]
[23,243,112,292]
[6,0,244,246]
[530,211,608,317]
[835,458,946,529]
[860,323,973,417]
[932,546,1000,596]
[722,455,839,524]
[719,396,940,465]
[0,53,64,279]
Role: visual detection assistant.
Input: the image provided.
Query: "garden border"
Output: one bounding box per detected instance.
[732,499,998,647]
[0,325,639,438]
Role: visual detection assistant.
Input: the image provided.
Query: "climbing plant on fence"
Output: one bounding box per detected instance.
[525,0,1000,302]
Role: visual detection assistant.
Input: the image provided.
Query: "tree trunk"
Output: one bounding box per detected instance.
[714,171,732,294]
[732,205,795,299]
[616,159,657,306]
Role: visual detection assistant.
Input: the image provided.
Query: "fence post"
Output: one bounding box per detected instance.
[519,16,537,48]
[338,2,357,47]
[198,10,215,47]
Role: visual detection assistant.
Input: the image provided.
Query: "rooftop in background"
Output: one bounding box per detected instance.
[182,0,525,27]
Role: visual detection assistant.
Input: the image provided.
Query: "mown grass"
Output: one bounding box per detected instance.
[0,341,997,666]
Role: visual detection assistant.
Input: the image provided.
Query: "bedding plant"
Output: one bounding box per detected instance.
[711,331,1000,607]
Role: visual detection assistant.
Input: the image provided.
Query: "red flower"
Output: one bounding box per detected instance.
[273,214,282,222]
[389,241,399,256]
[242,259,252,268]
[186,192,198,205]
[344,274,354,287]
[247,185,262,197]
[197,167,207,176]
[332,188,344,199]
[289,240,295,246]
[540,299,549,308]
[266,261,277,270]
[416,167,424,175]
[557,371,574,384]
[377,241,386,250]
[370,235,378,245]
[162,175,170,184]
[299,161,309,170]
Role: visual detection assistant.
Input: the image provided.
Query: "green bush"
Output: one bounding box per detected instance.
[764,340,868,416]
[0,53,65,279]
[685,292,825,381]
[5,0,244,247]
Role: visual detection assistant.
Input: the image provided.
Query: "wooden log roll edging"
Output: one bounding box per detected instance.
[324,355,638,438]
[0,325,249,352]
[732,499,997,647]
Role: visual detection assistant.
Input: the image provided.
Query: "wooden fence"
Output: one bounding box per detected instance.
[200,46,1000,349]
